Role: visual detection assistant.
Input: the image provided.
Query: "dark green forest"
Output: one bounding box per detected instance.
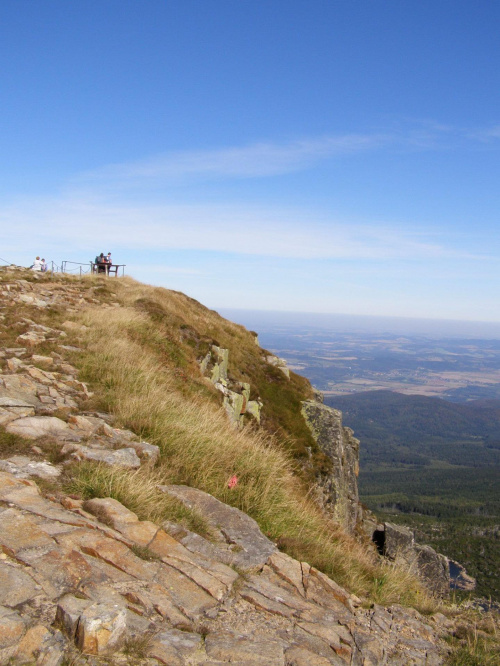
[327,391,500,600]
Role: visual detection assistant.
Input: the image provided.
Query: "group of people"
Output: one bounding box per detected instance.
[31,257,48,272]
[94,252,112,273]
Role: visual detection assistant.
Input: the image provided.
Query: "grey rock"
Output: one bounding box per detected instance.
[64,444,142,468]
[0,455,61,480]
[0,605,26,649]
[414,544,450,597]
[56,594,92,639]
[6,415,72,439]
[160,484,276,569]
[382,522,414,560]
[0,561,40,607]
[301,401,359,532]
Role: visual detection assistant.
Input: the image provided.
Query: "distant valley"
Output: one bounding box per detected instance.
[221,310,500,600]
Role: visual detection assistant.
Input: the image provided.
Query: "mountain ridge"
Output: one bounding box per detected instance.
[0,266,497,663]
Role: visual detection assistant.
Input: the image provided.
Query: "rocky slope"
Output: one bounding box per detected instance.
[0,266,484,664]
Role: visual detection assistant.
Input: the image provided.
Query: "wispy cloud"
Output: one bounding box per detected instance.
[1,123,497,266]
[0,195,488,262]
[74,133,389,190]
[467,124,500,142]
[69,121,500,193]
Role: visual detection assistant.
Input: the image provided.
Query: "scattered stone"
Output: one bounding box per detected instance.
[32,354,55,368]
[6,357,24,372]
[6,415,72,439]
[62,443,141,468]
[266,354,290,378]
[0,455,61,480]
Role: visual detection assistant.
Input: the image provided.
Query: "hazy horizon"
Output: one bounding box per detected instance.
[219,307,500,340]
[1,2,498,323]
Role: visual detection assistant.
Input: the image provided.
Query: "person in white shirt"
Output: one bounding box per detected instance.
[31,257,42,271]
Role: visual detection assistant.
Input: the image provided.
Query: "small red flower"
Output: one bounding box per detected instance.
[227,474,238,489]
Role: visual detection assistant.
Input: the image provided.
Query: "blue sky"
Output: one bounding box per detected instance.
[1,1,499,322]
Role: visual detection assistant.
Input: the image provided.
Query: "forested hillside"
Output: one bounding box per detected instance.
[327,390,500,469]
[327,390,500,600]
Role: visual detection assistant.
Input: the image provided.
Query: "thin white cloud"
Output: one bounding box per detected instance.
[468,124,500,142]
[0,195,488,262]
[68,122,500,194]
[74,133,389,189]
[130,265,203,275]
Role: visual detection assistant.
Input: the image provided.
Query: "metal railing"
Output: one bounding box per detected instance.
[61,261,93,276]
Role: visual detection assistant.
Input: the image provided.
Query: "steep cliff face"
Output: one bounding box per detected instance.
[301,400,360,534]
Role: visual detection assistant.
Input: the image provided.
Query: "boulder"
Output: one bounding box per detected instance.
[160,484,276,569]
[63,444,141,468]
[6,416,72,439]
[0,455,61,480]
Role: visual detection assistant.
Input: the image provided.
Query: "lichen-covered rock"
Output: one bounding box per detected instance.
[210,345,229,382]
[301,400,359,532]
[266,353,290,378]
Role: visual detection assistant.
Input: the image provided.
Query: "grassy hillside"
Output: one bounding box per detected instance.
[37,274,431,607]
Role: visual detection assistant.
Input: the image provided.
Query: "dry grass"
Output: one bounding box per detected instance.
[0,269,434,607]
[55,276,434,607]
[444,607,500,665]
[65,462,212,538]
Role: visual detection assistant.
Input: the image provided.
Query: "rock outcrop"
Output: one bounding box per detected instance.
[200,345,262,426]
[301,400,360,534]
[373,523,451,597]
[0,469,450,664]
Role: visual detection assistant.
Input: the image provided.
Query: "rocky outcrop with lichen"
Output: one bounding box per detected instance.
[200,345,262,426]
[301,400,360,534]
